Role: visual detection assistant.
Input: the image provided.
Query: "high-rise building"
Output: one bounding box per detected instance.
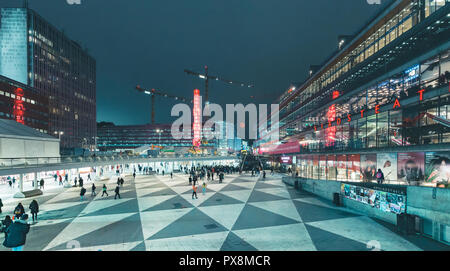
[258,0,450,184]
[0,7,96,149]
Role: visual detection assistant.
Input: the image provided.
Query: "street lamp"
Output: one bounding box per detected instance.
[54,131,64,140]
[156,129,163,145]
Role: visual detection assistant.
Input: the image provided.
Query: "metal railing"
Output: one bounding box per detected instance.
[0,154,238,170]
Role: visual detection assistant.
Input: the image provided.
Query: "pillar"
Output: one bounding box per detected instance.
[33,172,38,189]
[19,174,24,193]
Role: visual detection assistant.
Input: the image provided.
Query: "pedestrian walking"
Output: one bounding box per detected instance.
[133,172,136,180]
[29,200,39,223]
[13,203,25,220]
[101,184,108,197]
[79,177,84,188]
[170,172,173,179]
[202,182,206,195]
[0,198,3,214]
[3,214,30,251]
[39,178,44,190]
[120,178,124,187]
[80,187,87,201]
[114,185,121,199]
[1,215,12,239]
[74,177,78,187]
[91,183,97,196]
[376,169,385,184]
[87,174,91,181]
[192,184,198,199]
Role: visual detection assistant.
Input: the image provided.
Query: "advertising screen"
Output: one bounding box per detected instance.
[361,154,377,182]
[377,153,397,183]
[425,152,450,187]
[341,183,406,214]
[397,152,425,185]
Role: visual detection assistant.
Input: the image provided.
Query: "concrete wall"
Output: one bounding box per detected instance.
[406,186,450,243]
[295,178,395,224]
[0,137,59,159]
[283,176,450,244]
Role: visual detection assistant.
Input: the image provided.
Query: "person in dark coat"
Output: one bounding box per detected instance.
[39,179,44,190]
[0,198,3,214]
[114,185,121,199]
[13,203,25,220]
[80,187,87,201]
[120,178,124,187]
[29,200,39,223]
[101,184,108,197]
[91,183,97,196]
[3,214,30,251]
[1,215,12,239]
[78,177,84,188]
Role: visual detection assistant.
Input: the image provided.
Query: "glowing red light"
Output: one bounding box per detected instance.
[332,90,340,100]
[193,89,201,147]
[13,88,25,125]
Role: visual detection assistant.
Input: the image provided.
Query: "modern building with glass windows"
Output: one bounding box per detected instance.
[97,123,194,152]
[0,7,96,149]
[0,74,49,133]
[258,0,450,188]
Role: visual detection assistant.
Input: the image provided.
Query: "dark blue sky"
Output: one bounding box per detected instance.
[2,0,387,125]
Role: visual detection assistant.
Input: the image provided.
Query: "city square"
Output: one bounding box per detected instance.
[0,0,449,254]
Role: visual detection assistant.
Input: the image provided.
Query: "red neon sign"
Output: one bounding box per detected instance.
[13,88,25,125]
[193,89,201,147]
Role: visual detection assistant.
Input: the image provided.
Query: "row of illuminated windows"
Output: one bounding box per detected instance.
[0,110,48,129]
[280,50,450,136]
[297,103,450,153]
[281,0,448,112]
[0,89,44,106]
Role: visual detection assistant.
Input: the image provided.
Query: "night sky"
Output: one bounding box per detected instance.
[2,0,388,125]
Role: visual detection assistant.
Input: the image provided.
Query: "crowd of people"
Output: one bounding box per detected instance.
[0,200,40,251]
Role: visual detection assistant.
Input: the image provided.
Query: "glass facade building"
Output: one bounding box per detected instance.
[258,0,450,187]
[97,123,194,151]
[0,74,49,133]
[0,8,96,149]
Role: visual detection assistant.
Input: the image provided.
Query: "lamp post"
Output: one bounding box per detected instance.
[156,129,163,157]
[54,131,64,140]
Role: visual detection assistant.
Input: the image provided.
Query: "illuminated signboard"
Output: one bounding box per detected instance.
[280,156,292,164]
[404,64,419,83]
[13,88,25,124]
[192,89,201,147]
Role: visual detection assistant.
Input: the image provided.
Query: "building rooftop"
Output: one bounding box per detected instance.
[0,119,57,141]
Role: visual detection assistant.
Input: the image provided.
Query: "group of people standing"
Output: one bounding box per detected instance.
[0,200,40,251]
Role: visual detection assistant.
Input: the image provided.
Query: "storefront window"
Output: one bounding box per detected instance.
[348,154,361,182]
[319,155,327,180]
[337,155,347,181]
[357,118,367,149]
[327,155,337,181]
[403,106,420,145]
[348,119,357,149]
[367,115,377,148]
[390,110,403,146]
[377,112,389,148]
[313,155,319,180]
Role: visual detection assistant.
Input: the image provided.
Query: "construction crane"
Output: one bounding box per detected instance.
[135,85,190,125]
[184,65,254,103]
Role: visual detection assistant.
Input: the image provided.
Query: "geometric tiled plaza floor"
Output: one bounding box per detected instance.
[0,173,448,251]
